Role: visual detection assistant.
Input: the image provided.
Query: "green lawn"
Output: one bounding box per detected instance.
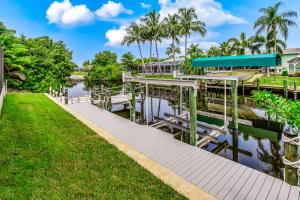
[0,93,185,199]
[72,71,87,76]
[259,75,300,86]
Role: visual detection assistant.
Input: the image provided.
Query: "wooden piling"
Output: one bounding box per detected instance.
[189,87,197,146]
[130,82,136,122]
[294,81,297,100]
[64,89,68,105]
[256,78,260,90]
[231,80,238,135]
[283,129,299,186]
[283,80,288,99]
[242,80,245,103]
[204,80,208,112]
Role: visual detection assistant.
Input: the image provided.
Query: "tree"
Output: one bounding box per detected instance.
[163,14,180,65]
[0,22,30,88]
[142,10,164,74]
[219,41,234,56]
[21,36,76,91]
[177,8,206,59]
[121,52,137,71]
[207,46,222,57]
[122,22,146,73]
[254,2,297,53]
[228,32,266,55]
[82,60,92,72]
[166,44,181,58]
[92,50,117,67]
[86,51,123,86]
[187,44,203,58]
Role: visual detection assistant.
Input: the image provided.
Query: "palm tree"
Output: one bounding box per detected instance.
[248,36,266,54]
[177,7,206,59]
[122,22,146,73]
[219,41,234,56]
[163,14,180,66]
[254,2,297,53]
[228,32,250,55]
[166,44,181,58]
[187,44,203,58]
[142,11,164,74]
[143,26,155,73]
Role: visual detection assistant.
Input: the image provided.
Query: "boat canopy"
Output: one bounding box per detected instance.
[192,54,281,68]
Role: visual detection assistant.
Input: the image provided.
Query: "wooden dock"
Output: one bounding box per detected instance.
[65,101,299,199]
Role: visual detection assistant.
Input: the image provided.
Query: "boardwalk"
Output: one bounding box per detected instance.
[56,98,299,199]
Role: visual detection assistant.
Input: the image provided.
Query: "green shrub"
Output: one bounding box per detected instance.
[282,70,289,76]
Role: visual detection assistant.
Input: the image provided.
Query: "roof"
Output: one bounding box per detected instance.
[192,54,281,68]
[287,56,300,64]
[283,48,300,55]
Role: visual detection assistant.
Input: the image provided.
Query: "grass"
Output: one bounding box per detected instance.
[259,75,300,86]
[72,71,87,76]
[0,93,186,199]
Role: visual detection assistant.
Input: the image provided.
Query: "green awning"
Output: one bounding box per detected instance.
[192,54,281,68]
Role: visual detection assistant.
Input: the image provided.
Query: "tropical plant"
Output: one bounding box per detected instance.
[122,22,146,73]
[228,32,265,55]
[219,41,234,56]
[254,2,297,53]
[187,44,204,58]
[121,52,137,71]
[177,7,206,59]
[0,22,30,87]
[207,46,222,57]
[165,44,181,58]
[251,90,300,133]
[86,51,123,86]
[163,14,180,64]
[142,10,165,74]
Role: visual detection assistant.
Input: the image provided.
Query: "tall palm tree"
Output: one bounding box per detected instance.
[163,14,180,66]
[254,2,297,53]
[142,11,164,74]
[166,44,181,58]
[177,7,206,59]
[143,26,155,73]
[122,22,146,73]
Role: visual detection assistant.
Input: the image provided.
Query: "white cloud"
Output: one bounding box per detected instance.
[46,0,94,26]
[105,26,127,46]
[158,0,247,27]
[95,1,133,19]
[140,2,151,9]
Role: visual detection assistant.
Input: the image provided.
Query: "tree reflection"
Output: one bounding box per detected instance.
[257,140,284,179]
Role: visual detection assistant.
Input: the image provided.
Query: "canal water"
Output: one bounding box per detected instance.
[67,81,299,184]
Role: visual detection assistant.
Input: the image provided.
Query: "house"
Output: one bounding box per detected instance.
[139,57,184,74]
[281,48,300,74]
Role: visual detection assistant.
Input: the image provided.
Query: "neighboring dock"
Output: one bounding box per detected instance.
[48,95,300,200]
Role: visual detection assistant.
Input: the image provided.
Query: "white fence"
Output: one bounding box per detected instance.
[0,81,7,114]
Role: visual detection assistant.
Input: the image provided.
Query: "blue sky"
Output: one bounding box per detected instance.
[0,0,299,66]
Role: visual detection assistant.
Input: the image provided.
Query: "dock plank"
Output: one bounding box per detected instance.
[245,172,268,199]
[288,186,300,200]
[215,165,246,199]
[234,170,260,200]
[266,178,283,200]
[277,182,291,200]
[256,175,275,200]
[223,167,253,200]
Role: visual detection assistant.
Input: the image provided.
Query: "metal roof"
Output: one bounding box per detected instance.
[287,56,300,64]
[192,54,281,68]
